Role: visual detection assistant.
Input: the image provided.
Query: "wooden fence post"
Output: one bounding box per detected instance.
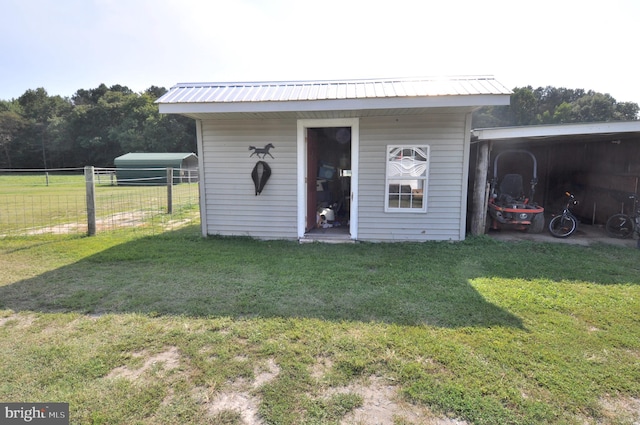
[167,167,173,214]
[85,166,96,236]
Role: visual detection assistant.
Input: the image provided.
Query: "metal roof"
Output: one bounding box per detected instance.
[156,76,511,118]
[157,76,511,104]
[472,121,640,142]
[114,152,197,164]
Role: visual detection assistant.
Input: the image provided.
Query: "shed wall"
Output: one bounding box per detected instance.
[358,114,469,241]
[201,119,298,239]
[200,113,470,241]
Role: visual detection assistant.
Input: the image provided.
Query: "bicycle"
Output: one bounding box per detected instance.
[605,193,640,239]
[548,192,579,238]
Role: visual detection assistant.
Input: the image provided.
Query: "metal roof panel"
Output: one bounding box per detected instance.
[473,121,640,141]
[157,76,510,105]
[114,152,197,162]
[156,76,512,115]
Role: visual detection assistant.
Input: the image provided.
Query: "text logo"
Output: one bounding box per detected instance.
[1,403,68,424]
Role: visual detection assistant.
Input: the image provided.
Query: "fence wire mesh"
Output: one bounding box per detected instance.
[0,168,200,237]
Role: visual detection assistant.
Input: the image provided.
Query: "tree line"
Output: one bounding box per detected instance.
[1,84,638,169]
[473,86,639,128]
[0,84,195,169]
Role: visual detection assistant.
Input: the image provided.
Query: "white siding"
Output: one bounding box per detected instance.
[200,119,298,239]
[199,113,471,242]
[357,114,468,242]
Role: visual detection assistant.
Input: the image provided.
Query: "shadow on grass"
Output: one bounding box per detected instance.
[6,228,636,328]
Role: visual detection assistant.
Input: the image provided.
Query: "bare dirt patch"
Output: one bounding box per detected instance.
[207,391,263,425]
[23,212,152,235]
[106,346,181,381]
[20,211,196,236]
[325,376,468,425]
[311,356,334,381]
[101,350,467,424]
[598,395,640,424]
[253,358,280,388]
[204,357,281,425]
[0,312,37,329]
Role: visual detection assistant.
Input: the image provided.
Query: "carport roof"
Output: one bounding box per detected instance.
[472,120,640,143]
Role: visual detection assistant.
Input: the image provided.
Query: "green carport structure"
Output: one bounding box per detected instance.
[114,153,199,186]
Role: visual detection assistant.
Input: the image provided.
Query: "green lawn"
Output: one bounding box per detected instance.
[0,229,639,424]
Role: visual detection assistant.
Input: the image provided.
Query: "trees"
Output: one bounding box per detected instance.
[1,83,638,168]
[473,86,639,128]
[63,86,196,166]
[0,108,27,168]
[8,88,74,168]
[0,85,195,168]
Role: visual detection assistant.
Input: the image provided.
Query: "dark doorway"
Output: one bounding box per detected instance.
[306,127,352,235]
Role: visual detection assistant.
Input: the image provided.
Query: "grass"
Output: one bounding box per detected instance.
[0,173,199,235]
[0,228,639,424]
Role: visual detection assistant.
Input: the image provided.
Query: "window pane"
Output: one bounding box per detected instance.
[388,181,423,209]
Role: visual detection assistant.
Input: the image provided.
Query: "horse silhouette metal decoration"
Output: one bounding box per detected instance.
[249,143,275,159]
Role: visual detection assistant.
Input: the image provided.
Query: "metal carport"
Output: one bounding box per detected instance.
[469,121,640,235]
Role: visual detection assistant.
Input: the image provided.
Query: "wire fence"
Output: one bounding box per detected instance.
[0,167,200,238]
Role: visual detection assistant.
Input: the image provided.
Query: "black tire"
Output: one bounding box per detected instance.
[527,213,545,233]
[605,214,634,238]
[548,214,577,238]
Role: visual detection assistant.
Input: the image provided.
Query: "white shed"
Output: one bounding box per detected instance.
[157,76,511,242]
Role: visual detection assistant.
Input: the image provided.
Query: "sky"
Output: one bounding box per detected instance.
[2,0,640,104]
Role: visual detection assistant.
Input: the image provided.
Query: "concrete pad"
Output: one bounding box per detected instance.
[486,224,639,249]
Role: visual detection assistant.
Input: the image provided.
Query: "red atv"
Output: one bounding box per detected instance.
[487,150,545,233]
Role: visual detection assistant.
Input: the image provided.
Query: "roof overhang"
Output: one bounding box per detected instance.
[158,94,510,115]
[472,121,640,143]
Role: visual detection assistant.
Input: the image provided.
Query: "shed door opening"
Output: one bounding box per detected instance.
[306,127,352,235]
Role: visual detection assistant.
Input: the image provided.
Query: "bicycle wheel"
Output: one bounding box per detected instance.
[548,215,577,238]
[605,214,634,238]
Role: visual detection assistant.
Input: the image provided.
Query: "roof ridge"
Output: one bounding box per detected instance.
[172,75,498,88]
